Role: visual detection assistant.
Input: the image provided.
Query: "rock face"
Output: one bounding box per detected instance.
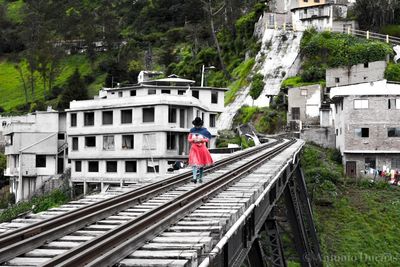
[217,14,302,130]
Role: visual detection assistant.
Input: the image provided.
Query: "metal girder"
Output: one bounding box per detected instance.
[248,238,267,267]
[265,209,287,267]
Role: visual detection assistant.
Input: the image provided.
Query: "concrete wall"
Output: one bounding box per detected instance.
[287,84,321,126]
[344,153,400,177]
[339,96,400,152]
[301,127,336,148]
[326,61,386,88]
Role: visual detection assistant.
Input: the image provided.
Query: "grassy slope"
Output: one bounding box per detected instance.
[0,55,102,111]
[315,185,400,267]
[303,144,400,267]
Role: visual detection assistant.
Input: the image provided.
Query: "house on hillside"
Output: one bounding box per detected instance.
[326,61,387,90]
[330,80,400,177]
[3,110,68,202]
[67,75,227,194]
[291,0,357,32]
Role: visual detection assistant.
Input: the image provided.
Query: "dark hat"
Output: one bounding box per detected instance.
[192,117,203,127]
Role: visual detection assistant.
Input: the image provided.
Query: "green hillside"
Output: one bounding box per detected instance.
[0,55,102,111]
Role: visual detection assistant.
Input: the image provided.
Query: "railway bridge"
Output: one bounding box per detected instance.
[0,138,322,267]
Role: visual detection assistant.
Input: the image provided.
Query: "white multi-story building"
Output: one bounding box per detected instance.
[3,110,68,201]
[291,0,357,32]
[67,76,227,193]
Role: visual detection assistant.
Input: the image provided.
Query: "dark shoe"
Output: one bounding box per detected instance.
[191,179,197,184]
[198,179,203,183]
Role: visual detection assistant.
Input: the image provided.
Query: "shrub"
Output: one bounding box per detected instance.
[385,63,400,82]
[249,73,265,100]
[301,66,325,82]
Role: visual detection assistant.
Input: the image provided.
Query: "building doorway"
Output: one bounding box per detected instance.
[346,161,356,177]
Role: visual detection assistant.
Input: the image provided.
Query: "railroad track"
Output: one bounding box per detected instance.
[0,138,298,266]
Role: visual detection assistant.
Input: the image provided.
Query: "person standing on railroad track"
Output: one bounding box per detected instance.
[188,117,214,183]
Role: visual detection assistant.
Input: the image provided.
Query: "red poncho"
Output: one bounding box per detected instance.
[188,133,214,167]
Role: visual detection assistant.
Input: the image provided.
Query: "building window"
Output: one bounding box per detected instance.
[75,161,82,172]
[340,128,342,135]
[392,158,400,169]
[72,137,79,151]
[210,114,216,127]
[71,113,77,127]
[388,99,400,109]
[365,157,376,169]
[88,161,99,172]
[300,89,308,96]
[211,91,218,104]
[147,159,159,173]
[161,89,171,94]
[168,107,177,123]
[335,77,340,83]
[118,91,123,97]
[148,89,156,95]
[122,135,134,149]
[121,109,132,124]
[103,135,115,150]
[125,161,137,172]
[130,90,136,96]
[291,107,300,120]
[102,111,113,125]
[84,112,95,126]
[178,90,185,95]
[143,107,155,122]
[314,0,320,2]
[355,128,369,138]
[143,134,156,150]
[364,62,369,68]
[354,99,368,109]
[85,136,96,147]
[106,161,118,172]
[58,133,65,140]
[192,90,199,99]
[335,129,338,136]
[388,128,400,137]
[36,155,46,168]
[167,132,177,150]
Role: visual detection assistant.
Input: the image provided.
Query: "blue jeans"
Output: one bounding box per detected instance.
[192,166,204,182]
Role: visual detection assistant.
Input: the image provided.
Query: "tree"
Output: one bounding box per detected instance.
[58,69,89,110]
[249,73,265,101]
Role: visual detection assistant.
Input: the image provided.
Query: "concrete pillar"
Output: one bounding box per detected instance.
[83,181,88,195]
[16,153,23,202]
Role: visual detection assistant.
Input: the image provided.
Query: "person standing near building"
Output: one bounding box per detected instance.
[188,117,213,183]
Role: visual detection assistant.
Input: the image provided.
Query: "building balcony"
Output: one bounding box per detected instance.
[4,167,18,177]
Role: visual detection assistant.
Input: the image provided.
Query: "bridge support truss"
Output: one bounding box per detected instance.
[207,154,322,267]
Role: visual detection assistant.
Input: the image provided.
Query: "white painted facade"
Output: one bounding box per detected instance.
[67,77,227,190]
[291,1,352,32]
[3,111,68,201]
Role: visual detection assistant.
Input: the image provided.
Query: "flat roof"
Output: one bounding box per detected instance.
[330,80,400,98]
[67,94,211,112]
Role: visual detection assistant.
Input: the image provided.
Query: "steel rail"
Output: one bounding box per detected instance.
[0,139,281,263]
[43,139,297,267]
